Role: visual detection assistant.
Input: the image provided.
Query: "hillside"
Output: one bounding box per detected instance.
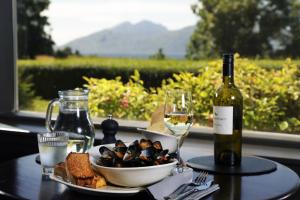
[61,20,195,58]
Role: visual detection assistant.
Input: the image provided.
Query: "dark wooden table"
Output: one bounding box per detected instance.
[0,154,299,200]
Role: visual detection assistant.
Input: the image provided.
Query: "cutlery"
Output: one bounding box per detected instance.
[181,184,220,200]
[164,171,208,200]
[172,182,217,200]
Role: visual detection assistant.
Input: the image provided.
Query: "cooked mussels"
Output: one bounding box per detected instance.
[97,139,175,167]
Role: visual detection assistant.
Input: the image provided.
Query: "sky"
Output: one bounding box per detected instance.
[44,0,199,46]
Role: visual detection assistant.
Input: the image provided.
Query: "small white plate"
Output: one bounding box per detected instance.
[49,174,143,196]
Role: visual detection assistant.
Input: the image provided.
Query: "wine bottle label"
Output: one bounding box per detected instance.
[213,106,233,135]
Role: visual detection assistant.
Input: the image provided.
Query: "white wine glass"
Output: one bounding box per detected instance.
[164,90,193,172]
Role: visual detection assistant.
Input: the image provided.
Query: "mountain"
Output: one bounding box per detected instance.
[61,20,195,58]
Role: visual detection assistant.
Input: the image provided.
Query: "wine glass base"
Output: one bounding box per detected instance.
[172,166,193,174]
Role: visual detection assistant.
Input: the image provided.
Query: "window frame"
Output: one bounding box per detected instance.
[0,0,17,114]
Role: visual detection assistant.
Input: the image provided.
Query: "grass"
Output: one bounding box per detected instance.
[18,56,209,72]
[18,56,300,71]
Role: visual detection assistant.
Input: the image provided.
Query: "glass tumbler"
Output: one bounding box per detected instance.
[37,132,69,175]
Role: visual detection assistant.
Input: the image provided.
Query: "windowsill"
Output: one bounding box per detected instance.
[1,110,300,144]
[0,111,300,161]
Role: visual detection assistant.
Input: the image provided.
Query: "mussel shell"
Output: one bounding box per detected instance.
[139,147,155,161]
[153,141,163,152]
[99,139,173,167]
[123,140,141,161]
[113,146,127,159]
[139,139,152,150]
[123,157,141,167]
[114,146,127,152]
[99,146,116,159]
[97,157,115,167]
[114,160,124,168]
[157,149,169,158]
[115,140,126,148]
[154,149,170,165]
[167,152,177,159]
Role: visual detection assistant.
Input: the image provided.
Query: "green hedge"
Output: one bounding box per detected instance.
[18,56,300,99]
[18,57,206,99]
[84,55,300,133]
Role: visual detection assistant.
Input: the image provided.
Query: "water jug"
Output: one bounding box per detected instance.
[46,89,95,153]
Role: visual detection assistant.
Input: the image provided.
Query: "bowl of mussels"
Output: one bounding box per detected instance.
[89,139,177,187]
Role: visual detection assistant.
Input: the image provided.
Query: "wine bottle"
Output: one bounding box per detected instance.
[213,53,243,166]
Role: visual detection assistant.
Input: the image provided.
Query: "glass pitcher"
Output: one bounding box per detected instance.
[45,89,95,153]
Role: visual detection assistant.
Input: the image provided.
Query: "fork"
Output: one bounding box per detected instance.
[171,180,214,200]
[181,184,220,200]
[164,171,209,200]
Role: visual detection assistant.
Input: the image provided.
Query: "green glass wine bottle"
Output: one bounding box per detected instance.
[213,53,243,166]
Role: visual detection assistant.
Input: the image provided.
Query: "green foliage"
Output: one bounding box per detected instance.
[18,72,36,109]
[84,55,300,133]
[187,0,300,59]
[17,57,300,100]
[17,0,54,58]
[21,98,49,113]
[84,70,154,120]
[149,48,166,60]
[54,47,72,58]
[54,47,81,58]
[17,57,205,99]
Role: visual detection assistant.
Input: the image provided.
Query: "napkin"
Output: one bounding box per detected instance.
[147,105,171,134]
[146,169,193,200]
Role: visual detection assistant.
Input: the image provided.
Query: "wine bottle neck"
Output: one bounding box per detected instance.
[223,64,234,84]
[222,53,234,85]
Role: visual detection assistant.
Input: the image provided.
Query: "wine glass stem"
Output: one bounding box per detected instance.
[176,136,184,173]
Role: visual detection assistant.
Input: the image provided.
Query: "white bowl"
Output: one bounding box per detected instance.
[138,128,177,153]
[89,144,177,187]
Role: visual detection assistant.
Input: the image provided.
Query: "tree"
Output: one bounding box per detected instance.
[54,47,81,58]
[186,0,300,59]
[149,48,166,60]
[284,0,300,57]
[17,0,54,59]
[74,50,81,56]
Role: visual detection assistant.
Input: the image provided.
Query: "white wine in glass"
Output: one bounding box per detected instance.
[164,90,193,172]
[164,112,193,138]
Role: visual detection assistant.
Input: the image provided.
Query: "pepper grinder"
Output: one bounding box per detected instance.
[101,114,119,144]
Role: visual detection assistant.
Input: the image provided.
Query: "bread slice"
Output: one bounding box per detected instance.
[65,153,95,187]
[92,175,107,188]
[54,162,67,181]
[64,152,107,188]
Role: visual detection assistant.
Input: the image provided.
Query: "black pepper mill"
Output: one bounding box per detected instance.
[101,115,119,144]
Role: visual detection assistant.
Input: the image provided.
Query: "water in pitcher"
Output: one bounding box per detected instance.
[46,89,95,153]
[54,110,94,153]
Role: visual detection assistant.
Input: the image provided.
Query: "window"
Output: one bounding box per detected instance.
[3,0,300,135]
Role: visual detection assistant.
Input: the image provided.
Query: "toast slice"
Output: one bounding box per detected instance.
[65,153,95,187]
[54,162,67,181]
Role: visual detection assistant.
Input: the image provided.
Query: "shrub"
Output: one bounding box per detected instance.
[18,73,36,109]
[149,48,166,60]
[84,70,155,120]
[84,55,300,133]
[18,57,204,99]
[17,57,300,99]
